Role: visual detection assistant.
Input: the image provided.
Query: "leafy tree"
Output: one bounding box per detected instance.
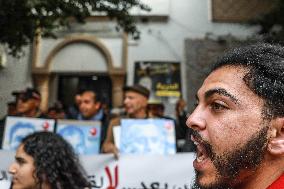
[249,0,284,43]
[0,0,150,57]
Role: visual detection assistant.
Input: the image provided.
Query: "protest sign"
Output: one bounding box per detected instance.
[56,120,101,155]
[120,119,176,155]
[2,116,55,150]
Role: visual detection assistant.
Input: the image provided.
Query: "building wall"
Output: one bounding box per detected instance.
[127,0,256,115]
[184,38,252,113]
[0,0,258,118]
[0,47,33,118]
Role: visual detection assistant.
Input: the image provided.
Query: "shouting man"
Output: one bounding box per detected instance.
[187,43,284,189]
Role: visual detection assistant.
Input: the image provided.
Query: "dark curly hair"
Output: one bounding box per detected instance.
[212,43,284,118]
[21,131,90,189]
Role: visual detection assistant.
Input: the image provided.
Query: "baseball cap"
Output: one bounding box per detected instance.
[11,90,22,96]
[18,88,41,101]
[123,84,150,99]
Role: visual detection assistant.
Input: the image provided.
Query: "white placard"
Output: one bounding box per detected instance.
[56,120,101,155]
[120,119,176,155]
[113,125,121,150]
[2,117,55,150]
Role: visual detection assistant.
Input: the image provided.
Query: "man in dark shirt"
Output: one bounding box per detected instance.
[77,89,108,149]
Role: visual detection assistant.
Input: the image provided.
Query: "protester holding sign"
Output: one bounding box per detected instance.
[102,84,150,157]
[9,131,90,189]
[0,88,48,149]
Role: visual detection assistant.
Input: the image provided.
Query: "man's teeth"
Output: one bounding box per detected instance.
[197,154,206,162]
[191,135,200,146]
[191,135,209,163]
[195,141,207,163]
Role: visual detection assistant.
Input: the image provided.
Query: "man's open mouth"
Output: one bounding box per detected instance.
[191,135,209,163]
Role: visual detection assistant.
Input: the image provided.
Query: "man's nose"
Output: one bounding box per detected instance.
[79,102,85,109]
[8,163,17,175]
[186,107,206,131]
[123,98,129,105]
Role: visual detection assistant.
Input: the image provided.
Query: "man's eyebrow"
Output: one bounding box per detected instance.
[204,88,239,104]
[15,156,25,162]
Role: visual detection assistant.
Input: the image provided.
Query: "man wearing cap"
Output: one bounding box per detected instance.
[0,88,46,149]
[16,88,47,118]
[102,84,150,156]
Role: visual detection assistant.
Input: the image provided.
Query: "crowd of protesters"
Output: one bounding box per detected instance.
[0,85,194,153]
[2,43,284,189]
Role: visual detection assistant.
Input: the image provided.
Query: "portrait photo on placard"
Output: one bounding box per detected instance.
[120,119,176,155]
[2,116,55,150]
[56,120,101,155]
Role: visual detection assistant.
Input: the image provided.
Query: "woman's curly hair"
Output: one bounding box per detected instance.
[21,131,90,189]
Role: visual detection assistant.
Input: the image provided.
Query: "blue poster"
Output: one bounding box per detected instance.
[56,120,101,155]
[2,116,55,151]
[120,119,176,155]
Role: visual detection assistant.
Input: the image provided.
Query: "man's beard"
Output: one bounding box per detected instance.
[191,125,269,189]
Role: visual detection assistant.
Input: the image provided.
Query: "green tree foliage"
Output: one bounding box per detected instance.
[249,0,284,43]
[0,0,150,57]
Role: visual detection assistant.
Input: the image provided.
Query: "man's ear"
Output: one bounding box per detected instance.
[95,102,102,110]
[268,118,284,156]
[34,99,41,108]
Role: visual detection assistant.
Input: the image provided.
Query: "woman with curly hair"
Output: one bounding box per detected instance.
[9,131,90,189]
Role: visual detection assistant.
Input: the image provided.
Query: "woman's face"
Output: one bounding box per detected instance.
[9,144,38,189]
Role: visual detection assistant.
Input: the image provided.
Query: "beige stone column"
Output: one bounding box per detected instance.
[110,73,125,107]
[32,73,50,112]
